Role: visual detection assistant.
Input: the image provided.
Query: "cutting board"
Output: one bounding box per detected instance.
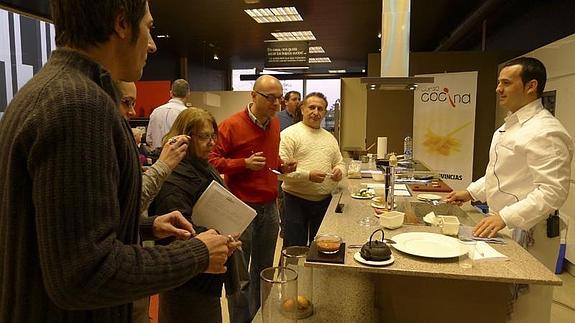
[408,180,452,193]
[306,242,346,264]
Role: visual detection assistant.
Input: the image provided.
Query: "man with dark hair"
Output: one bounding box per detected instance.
[0,1,234,322]
[446,56,573,242]
[278,90,301,131]
[279,92,345,247]
[147,79,190,149]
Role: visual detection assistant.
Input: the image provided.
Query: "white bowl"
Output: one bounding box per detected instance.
[438,215,460,236]
[380,211,404,229]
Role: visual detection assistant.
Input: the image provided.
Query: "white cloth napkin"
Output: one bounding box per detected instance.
[469,241,509,261]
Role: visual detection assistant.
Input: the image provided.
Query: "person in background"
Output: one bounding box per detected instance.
[276,91,301,237]
[152,108,244,323]
[278,91,301,131]
[117,81,189,323]
[279,92,345,247]
[209,74,297,321]
[147,78,190,150]
[445,57,573,241]
[0,1,232,322]
[293,101,304,124]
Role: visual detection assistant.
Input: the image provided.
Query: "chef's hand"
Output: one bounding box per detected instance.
[195,229,230,274]
[280,159,298,174]
[245,152,266,171]
[159,135,190,169]
[445,190,472,206]
[153,211,195,240]
[330,167,343,182]
[473,213,506,238]
[309,170,327,183]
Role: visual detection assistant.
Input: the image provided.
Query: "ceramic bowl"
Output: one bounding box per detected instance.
[314,234,342,254]
[380,211,405,229]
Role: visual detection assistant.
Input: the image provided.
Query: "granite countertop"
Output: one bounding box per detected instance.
[305,178,562,286]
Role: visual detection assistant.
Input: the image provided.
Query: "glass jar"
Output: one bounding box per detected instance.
[260,267,298,323]
[281,246,314,319]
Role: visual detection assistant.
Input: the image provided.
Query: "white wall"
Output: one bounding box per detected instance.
[524,33,575,263]
[188,91,251,124]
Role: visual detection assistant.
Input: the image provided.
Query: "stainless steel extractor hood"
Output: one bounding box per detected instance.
[360,0,433,90]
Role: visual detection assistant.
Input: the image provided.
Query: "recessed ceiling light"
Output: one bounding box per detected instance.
[271,31,316,41]
[308,57,331,63]
[245,7,303,23]
[309,46,325,54]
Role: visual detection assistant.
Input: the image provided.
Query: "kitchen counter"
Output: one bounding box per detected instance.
[295,178,559,323]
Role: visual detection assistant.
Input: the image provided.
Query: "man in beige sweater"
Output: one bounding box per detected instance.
[279,92,346,247]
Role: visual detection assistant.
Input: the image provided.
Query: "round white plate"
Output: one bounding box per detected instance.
[391,232,466,258]
[353,252,395,266]
[417,193,442,201]
[351,193,374,199]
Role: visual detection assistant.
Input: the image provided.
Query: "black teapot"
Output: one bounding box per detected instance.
[360,229,392,261]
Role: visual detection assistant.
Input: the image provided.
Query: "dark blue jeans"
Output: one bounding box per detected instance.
[229,201,279,322]
[283,192,332,248]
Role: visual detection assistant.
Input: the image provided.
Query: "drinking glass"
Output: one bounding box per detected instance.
[281,246,314,319]
[260,267,298,323]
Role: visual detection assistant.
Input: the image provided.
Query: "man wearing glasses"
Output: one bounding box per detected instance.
[209,75,297,322]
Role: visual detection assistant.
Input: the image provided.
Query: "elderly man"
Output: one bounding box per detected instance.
[147,78,190,149]
[209,74,297,321]
[279,92,345,247]
[0,1,235,322]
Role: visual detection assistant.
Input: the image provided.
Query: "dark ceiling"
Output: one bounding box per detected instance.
[2,0,575,74]
[149,0,575,73]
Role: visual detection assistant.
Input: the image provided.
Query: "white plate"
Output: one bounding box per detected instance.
[417,193,442,201]
[353,252,395,266]
[391,232,466,258]
[351,193,374,199]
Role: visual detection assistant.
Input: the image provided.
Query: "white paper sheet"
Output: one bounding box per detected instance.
[192,181,256,235]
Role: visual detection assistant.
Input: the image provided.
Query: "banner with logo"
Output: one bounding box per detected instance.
[413,71,477,190]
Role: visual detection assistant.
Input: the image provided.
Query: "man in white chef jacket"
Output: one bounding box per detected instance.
[446,57,573,320]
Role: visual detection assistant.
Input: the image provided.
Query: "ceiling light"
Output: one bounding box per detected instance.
[378,32,382,39]
[156,34,170,39]
[245,7,303,24]
[213,53,219,60]
[271,31,316,41]
[308,57,331,64]
[309,46,325,54]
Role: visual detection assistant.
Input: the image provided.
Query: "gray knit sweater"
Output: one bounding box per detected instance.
[0,49,209,322]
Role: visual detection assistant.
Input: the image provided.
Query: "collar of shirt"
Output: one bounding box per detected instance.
[502,99,543,131]
[247,103,270,129]
[168,98,186,107]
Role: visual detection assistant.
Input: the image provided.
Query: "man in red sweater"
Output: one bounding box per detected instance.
[209,75,296,322]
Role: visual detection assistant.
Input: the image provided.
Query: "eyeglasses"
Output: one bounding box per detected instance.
[255,90,282,103]
[121,97,136,108]
[192,133,218,142]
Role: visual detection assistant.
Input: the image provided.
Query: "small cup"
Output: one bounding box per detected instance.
[438,215,460,236]
[314,234,342,254]
[380,211,404,229]
[459,243,476,269]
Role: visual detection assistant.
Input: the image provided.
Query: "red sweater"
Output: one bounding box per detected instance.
[209,108,282,204]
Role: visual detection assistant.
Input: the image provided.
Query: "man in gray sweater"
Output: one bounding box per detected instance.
[0,1,236,322]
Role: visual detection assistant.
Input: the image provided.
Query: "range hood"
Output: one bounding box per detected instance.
[360,0,433,90]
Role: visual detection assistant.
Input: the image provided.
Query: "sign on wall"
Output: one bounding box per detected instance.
[413,71,478,190]
[265,41,308,69]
